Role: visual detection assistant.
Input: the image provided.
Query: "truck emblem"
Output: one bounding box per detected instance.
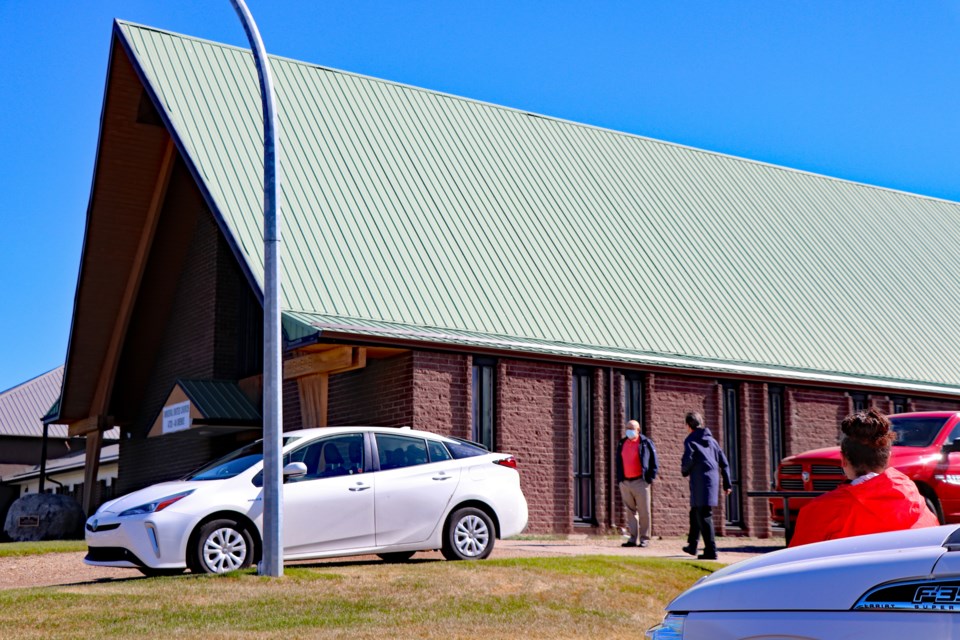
[801,471,810,483]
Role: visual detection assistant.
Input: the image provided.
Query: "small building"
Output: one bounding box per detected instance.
[0,367,118,536]
[53,21,960,537]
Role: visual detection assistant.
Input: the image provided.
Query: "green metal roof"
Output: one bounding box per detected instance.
[176,379,261,425]
[116,21,960,394]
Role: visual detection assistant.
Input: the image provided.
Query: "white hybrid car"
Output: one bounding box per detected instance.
[85,426,528,575]
[647,524,960,639]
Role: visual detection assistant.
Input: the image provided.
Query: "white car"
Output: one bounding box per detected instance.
[647,524,960,639]
[84,426,528,575]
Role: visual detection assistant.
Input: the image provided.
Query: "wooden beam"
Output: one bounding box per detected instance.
[90,137,176,416]
[297,374,329,428]
[69,414,114,437]
[284,346,354,380]
[81,420,105,516]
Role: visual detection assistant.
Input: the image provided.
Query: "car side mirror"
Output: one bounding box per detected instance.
[940,439,960,457]
[283,461,307,481]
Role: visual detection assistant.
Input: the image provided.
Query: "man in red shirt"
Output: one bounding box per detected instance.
[615,420,659,547]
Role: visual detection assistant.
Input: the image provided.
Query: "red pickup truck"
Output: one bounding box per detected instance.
[771,411,960,528]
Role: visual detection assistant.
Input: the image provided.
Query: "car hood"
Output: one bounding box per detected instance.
[95,480,214,515]
[669,525,959,612]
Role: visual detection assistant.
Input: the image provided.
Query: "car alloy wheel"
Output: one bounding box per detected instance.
[442,507,494,561]
[194,519,253,574]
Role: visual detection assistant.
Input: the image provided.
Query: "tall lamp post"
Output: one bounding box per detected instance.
[229,0,283,577]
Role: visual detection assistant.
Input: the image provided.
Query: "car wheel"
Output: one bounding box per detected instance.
[137,567,185,577]
[925,496,944,524]
[191,519,254,574]
[377,551,416,563]
[441,507,494,561]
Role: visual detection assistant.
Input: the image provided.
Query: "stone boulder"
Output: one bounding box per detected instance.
[3,494,85,542]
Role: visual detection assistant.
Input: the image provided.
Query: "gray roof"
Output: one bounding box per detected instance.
[117,21,960,395]
[0,367,69,438]
[4,444,119,484]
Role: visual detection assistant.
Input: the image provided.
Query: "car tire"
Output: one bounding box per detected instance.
[377,551,416,563]
[191,518,254,574]
[441,507,494,561]
[925,496,944,524]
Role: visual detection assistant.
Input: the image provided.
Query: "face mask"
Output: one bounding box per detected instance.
[625,429,637,439]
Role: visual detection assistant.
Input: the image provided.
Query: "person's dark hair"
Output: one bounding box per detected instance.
[840,409,896,475]
[685,412,703,429]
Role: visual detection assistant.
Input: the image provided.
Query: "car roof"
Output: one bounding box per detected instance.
[285,425,449,441]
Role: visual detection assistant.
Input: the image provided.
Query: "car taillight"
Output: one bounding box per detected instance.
[494,456,518,470]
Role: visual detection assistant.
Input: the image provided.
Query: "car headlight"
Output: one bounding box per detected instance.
[645,613,686,639]
[118,490,194,517]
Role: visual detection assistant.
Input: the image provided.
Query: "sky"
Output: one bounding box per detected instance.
[2,1,960,393]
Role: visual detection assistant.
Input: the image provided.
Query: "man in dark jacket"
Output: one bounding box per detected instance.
[681,411,732,560]
[615,420,659,547]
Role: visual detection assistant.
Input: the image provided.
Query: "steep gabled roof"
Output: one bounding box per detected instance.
[0,367,69,438]
[115,20,960,394]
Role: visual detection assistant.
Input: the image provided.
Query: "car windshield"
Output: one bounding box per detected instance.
[184,436,301,481]
[891,416,949,447]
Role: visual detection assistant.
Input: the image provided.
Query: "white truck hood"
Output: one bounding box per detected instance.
[669,525,960,612]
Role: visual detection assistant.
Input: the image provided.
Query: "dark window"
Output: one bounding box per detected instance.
[768,386,785,489]
[472,359,496,451]
[428,440,452,462]
[288,433,364,480]
[573,369,594,523]
[623,372,644,428]
[443,438,488,459]
[890,416,949,447]
[851,392,867,413]
[376,434,430,470]
[891,396,908,414]
[722,383,743,527]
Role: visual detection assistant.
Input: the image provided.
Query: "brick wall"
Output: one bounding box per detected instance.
[327,353,414,427]
[740,382,770,537]
[496,359,571,534]
[911,397,960,412]
[412,351,470,437]
[646,373,721,538]
[786,388,849,456]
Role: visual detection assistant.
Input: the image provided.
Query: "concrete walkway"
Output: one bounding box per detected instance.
[497,535,785,565]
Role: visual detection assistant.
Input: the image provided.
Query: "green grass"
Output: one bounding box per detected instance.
[0,540,86,557]
[0,555,711,639]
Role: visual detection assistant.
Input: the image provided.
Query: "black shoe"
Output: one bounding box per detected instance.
[621,540,637,547]
[682,545,696,556]
[697,552,718,560]
[638,540,649,548]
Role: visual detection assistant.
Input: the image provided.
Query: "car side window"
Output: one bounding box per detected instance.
[948,421,960,446]
[376,434,430,470]
[428,440,452,463]
[288,434,364,481]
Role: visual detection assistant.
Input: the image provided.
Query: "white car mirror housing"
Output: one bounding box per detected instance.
[283,461,307,481]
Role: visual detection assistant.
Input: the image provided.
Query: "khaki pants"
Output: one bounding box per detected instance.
[619,478,651,542]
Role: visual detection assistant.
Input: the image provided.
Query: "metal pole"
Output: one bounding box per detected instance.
[229,0,283,577]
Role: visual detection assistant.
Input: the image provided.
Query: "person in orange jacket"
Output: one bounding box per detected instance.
[789,408,939,548]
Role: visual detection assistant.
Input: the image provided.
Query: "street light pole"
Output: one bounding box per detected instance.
[229,0,283,577]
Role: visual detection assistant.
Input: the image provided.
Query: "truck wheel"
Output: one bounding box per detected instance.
[925,496,944,524]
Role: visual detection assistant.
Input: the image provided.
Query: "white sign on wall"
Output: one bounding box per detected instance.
[162,400,192,435]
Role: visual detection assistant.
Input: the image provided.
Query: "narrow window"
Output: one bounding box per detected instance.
[891,396,908,415]
[722,383,743,527]
[851,392,867,413]
[471,358,496,450]
[572,369,594,523]
[768,386,785,489]
[623,372,644,429]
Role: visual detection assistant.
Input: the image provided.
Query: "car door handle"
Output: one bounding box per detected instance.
[349,484,371,491]
[432,475,452,481]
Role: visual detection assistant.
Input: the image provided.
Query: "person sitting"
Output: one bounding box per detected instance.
[789,408,939,547]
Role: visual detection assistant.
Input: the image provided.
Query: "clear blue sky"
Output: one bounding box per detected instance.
[2,1,960,393]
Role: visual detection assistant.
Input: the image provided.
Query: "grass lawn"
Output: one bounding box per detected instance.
[0,540,86,557]
[0,555,715,639]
